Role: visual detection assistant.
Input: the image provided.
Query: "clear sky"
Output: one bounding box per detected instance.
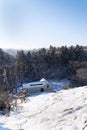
[0,0,87,49]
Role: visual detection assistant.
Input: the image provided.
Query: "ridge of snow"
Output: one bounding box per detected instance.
[0,85,87,130]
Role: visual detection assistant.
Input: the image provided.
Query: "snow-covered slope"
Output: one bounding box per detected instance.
[0,86,87,130]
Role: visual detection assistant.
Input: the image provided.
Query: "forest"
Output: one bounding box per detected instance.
[0,45,87,92]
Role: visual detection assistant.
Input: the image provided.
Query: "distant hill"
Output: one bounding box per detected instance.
[3,49,32,56]
[3,49,18,57]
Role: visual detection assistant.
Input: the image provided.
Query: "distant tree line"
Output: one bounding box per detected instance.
[0,45,87,92]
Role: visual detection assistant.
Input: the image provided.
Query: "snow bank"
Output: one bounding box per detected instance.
[0,86,87,130]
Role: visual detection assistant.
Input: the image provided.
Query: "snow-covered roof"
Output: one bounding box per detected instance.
[40,78,46,82]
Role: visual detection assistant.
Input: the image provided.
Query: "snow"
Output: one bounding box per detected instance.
[0,82,87,130]
[40,78,47,82]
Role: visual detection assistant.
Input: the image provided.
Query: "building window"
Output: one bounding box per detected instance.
[30,83,43,86]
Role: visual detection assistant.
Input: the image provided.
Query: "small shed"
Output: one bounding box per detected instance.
[22,78,51,94]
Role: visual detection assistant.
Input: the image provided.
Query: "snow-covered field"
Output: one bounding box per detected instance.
[0,82,87,130]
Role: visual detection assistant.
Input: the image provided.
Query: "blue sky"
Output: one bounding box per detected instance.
[0,0,87,49]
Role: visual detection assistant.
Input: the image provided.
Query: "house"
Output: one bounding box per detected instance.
[22,78,52,94]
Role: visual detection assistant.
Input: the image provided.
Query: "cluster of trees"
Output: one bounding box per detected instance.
[0,45,87,92]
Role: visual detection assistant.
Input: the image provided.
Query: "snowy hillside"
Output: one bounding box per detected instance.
[0,86,87,130]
